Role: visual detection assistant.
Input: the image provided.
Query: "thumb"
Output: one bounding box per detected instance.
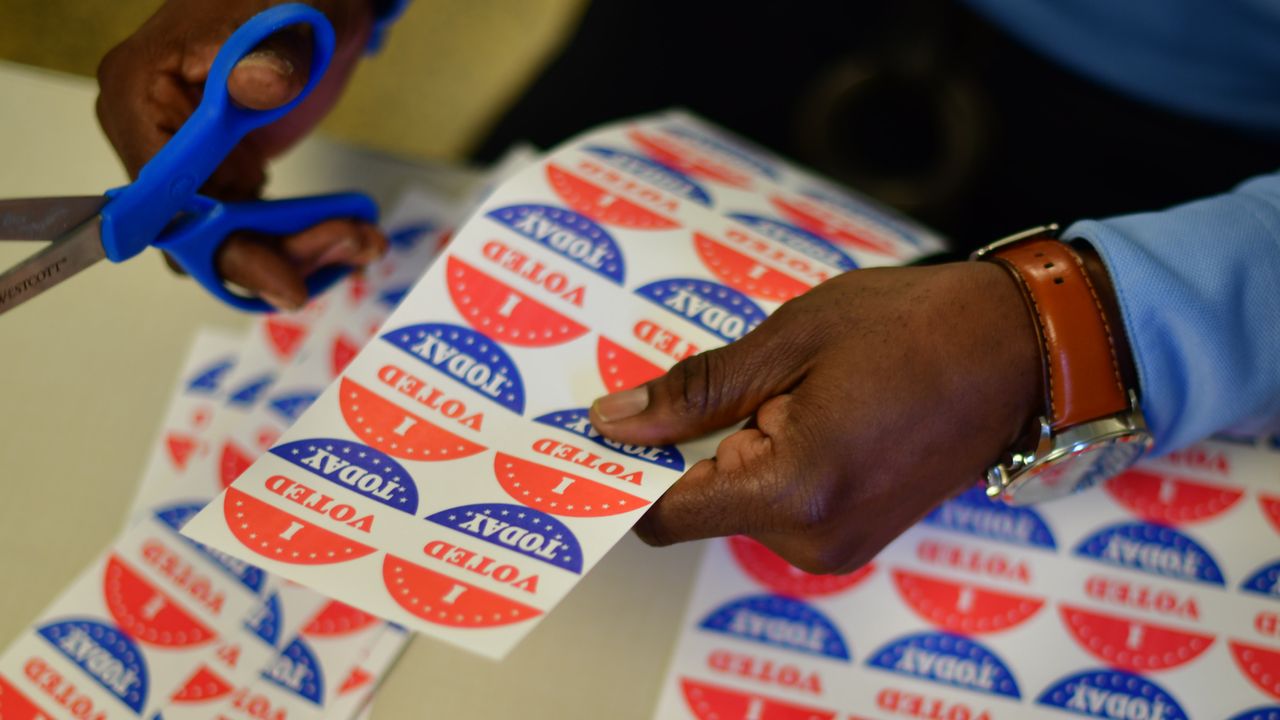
[227,23,313,111]
[589,319,814,446]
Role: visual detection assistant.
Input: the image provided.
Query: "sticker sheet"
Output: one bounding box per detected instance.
[140,190,460,717]
[0,187,465,719]
[651,439,1280,720]
[0,516,273,720]
[124,329,243,526]
[153,190,458,514]
[155,600,399,720]
[182,111,943,659]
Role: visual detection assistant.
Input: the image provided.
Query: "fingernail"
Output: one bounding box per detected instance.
[237,49,292,77]
[314,238,361,268]
[592,387,649,423]
[260,292,300,311]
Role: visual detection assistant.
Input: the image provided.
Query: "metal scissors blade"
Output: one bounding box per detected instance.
[0,196,106,241]
[0,218,106,315]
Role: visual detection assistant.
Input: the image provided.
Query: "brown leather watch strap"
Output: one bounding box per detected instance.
[991,238,1128,430]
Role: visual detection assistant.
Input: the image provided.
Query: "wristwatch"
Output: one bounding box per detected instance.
[972,225,1152,505]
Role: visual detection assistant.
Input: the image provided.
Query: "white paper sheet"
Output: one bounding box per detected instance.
[182,111,941,659]
[650,439,1280,719]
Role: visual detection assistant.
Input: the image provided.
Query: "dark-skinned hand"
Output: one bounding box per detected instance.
[589,261,1048,575]
[96,0,385,310]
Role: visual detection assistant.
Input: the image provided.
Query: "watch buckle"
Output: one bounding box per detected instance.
[969,224,1060,261]
[984,390,1150,504]
[984,416,1053,499]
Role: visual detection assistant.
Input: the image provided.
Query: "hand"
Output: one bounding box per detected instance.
[589,262,1045,574]
[96,0,385,310]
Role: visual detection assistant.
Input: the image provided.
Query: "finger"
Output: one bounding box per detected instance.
[278,220,388,275]
[589,312,819,446]
[226,24,314,111]
[201,23,317,197]
[96,44,191,180]
[634,396,806,545]
[633,431,776,546]
[215,233,308,311]
[201,143,268,201]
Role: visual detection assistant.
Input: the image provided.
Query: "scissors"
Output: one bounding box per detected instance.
[0,3,377,316]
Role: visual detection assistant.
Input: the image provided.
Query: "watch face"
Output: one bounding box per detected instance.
[1007,435,1147,506]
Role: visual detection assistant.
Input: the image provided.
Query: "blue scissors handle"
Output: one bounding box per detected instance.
[157,192,378,312]
[100,3,338,264]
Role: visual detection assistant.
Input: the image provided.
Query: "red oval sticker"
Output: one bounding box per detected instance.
[597,336,664,393]
[546,163,679,230]
[681,678,836,720]
[0,675,53,719]
[223,488,375,565]
[446,256,588,347]
[1230,640,1280,700]
[339,378,486,462]
[729,536,875,597]
[303,600,379,637]
[166,432,199,471]
[104,555,215,648]
[1105,468,1243,524]
[331,332,359,376]
[383,554,541,628]
[770,194,898,256]
[494,452,649,517]
[694,232,812,303]
[629,129,753,188]
[892,568,1044,634]
[1261,494,1280,535]
[219,440,255,489]
[264,317,308,360]
[1060,603,1213,672]
[171,665,234,702]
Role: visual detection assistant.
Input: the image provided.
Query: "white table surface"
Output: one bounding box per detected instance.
[0,61,702,719]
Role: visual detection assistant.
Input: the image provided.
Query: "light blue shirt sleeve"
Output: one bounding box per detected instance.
[1066,170,1280,455]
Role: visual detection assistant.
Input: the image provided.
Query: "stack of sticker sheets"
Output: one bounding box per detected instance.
[7,108,1277,720]
[0,181,475,720]
[651,436,1280,720]
[0,106,1021,719]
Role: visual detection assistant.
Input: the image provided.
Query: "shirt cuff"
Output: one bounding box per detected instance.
[1064,173,1280,455]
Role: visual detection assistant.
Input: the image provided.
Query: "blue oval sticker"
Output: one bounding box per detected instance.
[1241,559,1280,600]
[380,323,526,415]
[867,631,1020,699]
[1074,522,1225,586]
[662,125,780,179]
[268,390,318,424]
[1036,668,1188,720]
[243,591,283,647]
[271,438,419,514]
[38,619,149,713]
[585,146,712,206]
[154,502,267,594]
[534,408,684,471]
[426,503,583,574]
[923,486,1057,550]
[635,278,766,344]
[186,357,235,394]
[730,213,857,272]
[486,204,625,284]
[699,594,850,661]
[262,637,324,705]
